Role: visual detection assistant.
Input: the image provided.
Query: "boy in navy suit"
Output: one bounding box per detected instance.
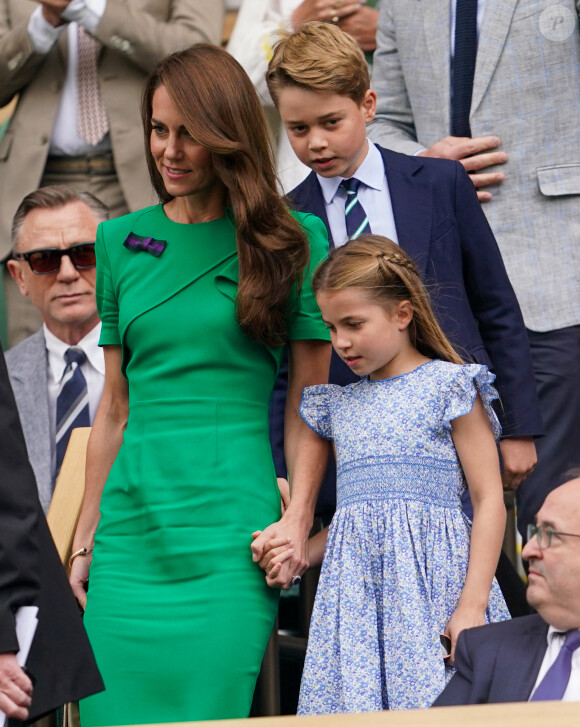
[265,24,542,534]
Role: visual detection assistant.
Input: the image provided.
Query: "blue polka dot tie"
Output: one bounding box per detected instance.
[55,347,90,477]
[340,177,372,240]
[530,630,580,701]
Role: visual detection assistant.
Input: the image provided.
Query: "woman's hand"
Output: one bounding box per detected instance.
[69,552,92,611]
[291,0,362,30]
[444,605,486,663]
[251,509,311,589]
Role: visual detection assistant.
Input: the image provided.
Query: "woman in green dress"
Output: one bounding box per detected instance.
[69,45,331,725]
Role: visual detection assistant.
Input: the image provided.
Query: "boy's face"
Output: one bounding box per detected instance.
[277,87,376,179]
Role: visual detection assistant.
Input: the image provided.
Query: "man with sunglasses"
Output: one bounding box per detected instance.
[434,473,580,705]
[6,185,107,512]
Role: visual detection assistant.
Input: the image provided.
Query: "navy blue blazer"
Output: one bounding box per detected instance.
[271,146,543,487]
[434,614,549,704]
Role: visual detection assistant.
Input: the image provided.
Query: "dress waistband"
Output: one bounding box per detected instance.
[336,456,464,508]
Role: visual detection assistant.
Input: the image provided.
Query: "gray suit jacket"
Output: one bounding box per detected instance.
[369,0,580,332]
[0,0,224,257]
[6,329,52,513]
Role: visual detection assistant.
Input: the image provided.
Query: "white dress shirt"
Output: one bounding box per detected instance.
[45,323,105,479]
[27,0,111,156]
[316,140,399,248]
[530,627,580,702]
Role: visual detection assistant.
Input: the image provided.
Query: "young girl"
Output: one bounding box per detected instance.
[268,235,510,713]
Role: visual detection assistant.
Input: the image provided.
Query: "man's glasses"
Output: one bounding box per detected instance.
[14,243,96,275]
[527,523,580,549]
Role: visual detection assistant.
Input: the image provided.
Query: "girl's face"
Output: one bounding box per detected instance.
[150,84,220,203]
[316,287,420,380]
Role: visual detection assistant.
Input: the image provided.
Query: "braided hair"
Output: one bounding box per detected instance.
[312,235,463,364]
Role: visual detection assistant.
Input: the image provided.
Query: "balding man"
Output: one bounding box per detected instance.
[435,474,580,704]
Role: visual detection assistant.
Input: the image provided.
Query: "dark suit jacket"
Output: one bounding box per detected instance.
[434,614,549,704]
[271,146,543,493]
[0,346,103,719]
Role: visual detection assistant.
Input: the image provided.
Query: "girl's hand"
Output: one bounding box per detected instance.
[251,511,311,589]
[444,605,486,663]
[277,477,290,515]
[251,532,294,574]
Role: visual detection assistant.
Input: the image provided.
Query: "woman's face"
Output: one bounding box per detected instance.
[150,84,218,201]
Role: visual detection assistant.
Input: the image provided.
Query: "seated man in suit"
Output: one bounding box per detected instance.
[6,185,107,513]
[435,473,580,704]
[0,342,103,720]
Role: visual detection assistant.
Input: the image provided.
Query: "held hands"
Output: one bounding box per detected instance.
[499,437,537,491]
[251,510,311,589]
[0,653,33,721]
[443,605,486,663]
[418,136,508,201]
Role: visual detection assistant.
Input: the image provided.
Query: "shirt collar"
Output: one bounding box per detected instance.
[317,139,385,204]
[45,322,104,384]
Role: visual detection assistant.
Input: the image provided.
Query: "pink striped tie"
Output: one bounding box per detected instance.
[76,26,109,146]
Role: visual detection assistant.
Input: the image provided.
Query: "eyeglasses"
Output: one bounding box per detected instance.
[14,243,96,275]
[527,523,580,549]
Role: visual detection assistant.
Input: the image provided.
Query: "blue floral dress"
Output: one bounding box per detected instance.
[297,360,510,714]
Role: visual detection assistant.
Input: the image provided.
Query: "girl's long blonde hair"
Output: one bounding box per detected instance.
[312,236,463,364]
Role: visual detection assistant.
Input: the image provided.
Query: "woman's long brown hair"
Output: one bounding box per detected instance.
[141,45,309,347]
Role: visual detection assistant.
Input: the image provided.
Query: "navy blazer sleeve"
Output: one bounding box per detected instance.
[453,163,543,438]
[0,344,40,654]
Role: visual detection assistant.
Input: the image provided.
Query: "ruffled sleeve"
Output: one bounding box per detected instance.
[442,364,501,440]
[299,385,334,440]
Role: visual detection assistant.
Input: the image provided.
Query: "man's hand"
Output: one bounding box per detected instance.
[0,653,33,721]
[419,136,507,201]
[291,0,362,30]
[499,437,537,491]
[338,6,379,51]
[33,0,71,28]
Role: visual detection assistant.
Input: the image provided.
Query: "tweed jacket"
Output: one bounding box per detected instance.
[6,329,52,513]
[369,0,580,332]
[0,0,224,257]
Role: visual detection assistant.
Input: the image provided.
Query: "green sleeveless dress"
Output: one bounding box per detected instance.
[80,205,329,725]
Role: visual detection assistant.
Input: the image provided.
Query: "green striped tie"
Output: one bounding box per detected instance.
[341,178,371,240]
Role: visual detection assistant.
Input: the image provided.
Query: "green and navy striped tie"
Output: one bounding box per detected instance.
[341,177,371,240]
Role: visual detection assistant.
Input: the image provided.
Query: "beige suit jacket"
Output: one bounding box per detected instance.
[0,0,224,258]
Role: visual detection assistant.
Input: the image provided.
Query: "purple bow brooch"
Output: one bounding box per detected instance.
[123,232,167,257]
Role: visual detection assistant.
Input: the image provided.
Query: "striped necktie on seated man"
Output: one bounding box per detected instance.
[55,347,90,479]
[340,177,372,240]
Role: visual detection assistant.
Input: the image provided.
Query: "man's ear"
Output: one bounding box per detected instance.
[6,260,29,297]
[362,89,377,124]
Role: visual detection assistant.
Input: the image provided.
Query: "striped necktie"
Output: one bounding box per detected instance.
[451,0,478,138]
[530,630,580,701]
[340,178,371,240]
[55,347,90,476]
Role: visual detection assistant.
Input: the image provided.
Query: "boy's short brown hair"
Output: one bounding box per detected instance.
[266,21,370,107]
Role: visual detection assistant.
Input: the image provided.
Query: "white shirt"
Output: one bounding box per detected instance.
[45,323,105,479]
[27,0,111,156]
[530,627,580,702]
[316,140,398,248]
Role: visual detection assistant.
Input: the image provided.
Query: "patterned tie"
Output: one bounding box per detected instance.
[76,25,109,146]
[340,178,372,240]
[530,630,580,701]
[55,348,90,476]
[451,0,478,137]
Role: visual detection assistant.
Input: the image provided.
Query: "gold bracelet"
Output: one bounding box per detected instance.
[69,547,90,568]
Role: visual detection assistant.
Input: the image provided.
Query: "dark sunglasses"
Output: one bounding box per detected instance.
[14,242,96,275]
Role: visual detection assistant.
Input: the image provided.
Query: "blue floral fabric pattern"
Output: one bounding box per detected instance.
[297,360,510,714]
